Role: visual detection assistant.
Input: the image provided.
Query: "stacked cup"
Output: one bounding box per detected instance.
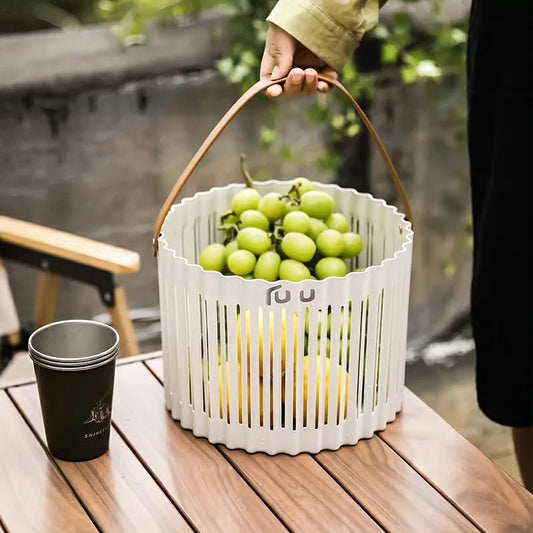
[29,319,119,461]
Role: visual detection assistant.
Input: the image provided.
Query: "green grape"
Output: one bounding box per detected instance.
[300,191,335,219]
[227,249,256,276]
[279,259,311,282]
[224,240,239,262]
[231,188,261,215]
[307,218,328,241]
[315,257,348,279]
[239,209,270,231]
[281,232,316,263]
[199,243,226,272]
[316,229,345,257]
[293,177,315,196]
[340,232,364,258]
[304,309,322,335]
[237,227,271,256]
[318,338,331,358]
[258,192,286,222]
[254,251,281,281]
[285,201,301,214]
[325,213,349,233]
[327,310,352,338]
[282,211,310,234]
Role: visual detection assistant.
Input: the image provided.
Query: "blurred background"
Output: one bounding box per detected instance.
[0,0,520,482]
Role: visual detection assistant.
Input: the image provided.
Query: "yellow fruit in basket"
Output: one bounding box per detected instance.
[284,356,349,424]
[237,309,298,376]
[217,362,271,425]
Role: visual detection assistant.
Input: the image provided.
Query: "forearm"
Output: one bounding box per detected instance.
[267,0,382,72]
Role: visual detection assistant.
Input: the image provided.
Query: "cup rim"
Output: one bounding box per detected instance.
[31,348,118,372]
[28,319,119,364]
[30,345,119,367]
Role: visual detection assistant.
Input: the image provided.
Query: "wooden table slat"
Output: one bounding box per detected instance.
[3,354,531,533]
[9,384,193,533]
[145,357,164,380]
[222,449,384,533]
[0,391,97,533]
[112,362,288,533]
[381,389,533,533]
[148,355,479,533]
[316,437,481,533]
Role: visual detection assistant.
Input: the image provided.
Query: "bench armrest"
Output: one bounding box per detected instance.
[0,216,140,275]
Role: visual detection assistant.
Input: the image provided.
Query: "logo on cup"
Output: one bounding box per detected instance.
[84,397,111,425]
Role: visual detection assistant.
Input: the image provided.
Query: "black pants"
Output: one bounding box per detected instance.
[467,0,532,426]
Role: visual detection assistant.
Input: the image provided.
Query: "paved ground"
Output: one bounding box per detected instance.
[406,351,522,485]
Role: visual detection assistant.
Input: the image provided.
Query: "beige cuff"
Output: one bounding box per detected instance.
[267,0,364,72]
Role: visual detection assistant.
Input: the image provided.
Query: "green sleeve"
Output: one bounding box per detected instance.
[266,0,381,72]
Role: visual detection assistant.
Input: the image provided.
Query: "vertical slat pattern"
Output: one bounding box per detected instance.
[158,182,413,454]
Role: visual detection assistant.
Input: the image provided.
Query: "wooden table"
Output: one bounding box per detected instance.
[1,353,532,533]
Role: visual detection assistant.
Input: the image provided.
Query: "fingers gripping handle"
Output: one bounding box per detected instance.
[153,75,413,256]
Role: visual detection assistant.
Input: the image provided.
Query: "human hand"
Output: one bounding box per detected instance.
[260,23,339,98]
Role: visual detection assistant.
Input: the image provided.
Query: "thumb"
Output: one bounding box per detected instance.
[271,50,294,80]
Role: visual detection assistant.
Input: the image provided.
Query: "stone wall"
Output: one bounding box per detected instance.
[369,74,472,348]
[0,10,472,350]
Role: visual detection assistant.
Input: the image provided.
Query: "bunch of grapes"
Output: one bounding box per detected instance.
[198,172,363,282]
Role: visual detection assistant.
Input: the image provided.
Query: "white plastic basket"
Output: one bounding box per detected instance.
[153,75,414,455]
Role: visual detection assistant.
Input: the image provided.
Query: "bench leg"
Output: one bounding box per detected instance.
[110,286,139,357]
[34,272,60,328]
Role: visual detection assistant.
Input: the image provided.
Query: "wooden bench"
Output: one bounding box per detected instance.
[0,216,140,357]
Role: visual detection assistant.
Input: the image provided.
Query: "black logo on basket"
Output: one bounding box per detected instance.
[266,285,315,306]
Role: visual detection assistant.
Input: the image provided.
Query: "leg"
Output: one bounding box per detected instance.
[512,427,533,492]
[110,286,139,357]
[467,0,532,439]
[34,272,60,328]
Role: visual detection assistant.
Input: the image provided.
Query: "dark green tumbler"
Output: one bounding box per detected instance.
[28,320,119,461]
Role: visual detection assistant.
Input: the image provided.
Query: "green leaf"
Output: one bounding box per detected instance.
[372,24,390,40]
[382,43,399,64]
[345,123,361,137]
[342,62,357,82]
[229,63,250,83]
[401,65,418,84]
[281,146,293,160]
[217,57,234,77]
[260,127,278,148]
[331,114,345,130]
[306,104,330,125]
[240,49,257,67]
[316,152,341,173]
[443,261,457,277]
[416,59,442,79]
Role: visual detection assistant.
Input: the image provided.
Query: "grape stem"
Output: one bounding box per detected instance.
[287,184,303,201]
[272,226,285,255]
[240,153,257,189]
[221,225,238,245]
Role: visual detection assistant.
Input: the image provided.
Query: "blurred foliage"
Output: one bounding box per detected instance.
[211,0,468,174]
[0,1,96,33]
[94,0,223,44]
[3,0,468,175]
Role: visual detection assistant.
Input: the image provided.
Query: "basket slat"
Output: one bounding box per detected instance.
[158,181,413,455]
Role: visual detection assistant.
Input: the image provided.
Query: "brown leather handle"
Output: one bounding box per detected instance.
[153,74,413,256]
